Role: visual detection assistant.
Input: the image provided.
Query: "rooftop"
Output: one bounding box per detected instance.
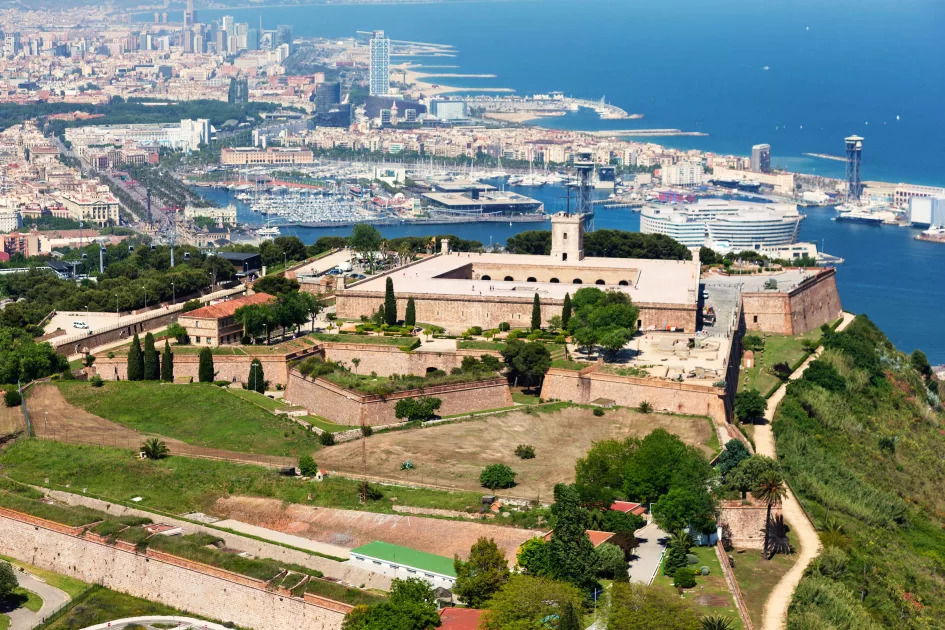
[182,292,275,320]
[351,540,457,577]
[439,608,485,630]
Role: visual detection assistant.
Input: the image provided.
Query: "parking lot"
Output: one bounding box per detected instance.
[44,310,121,336]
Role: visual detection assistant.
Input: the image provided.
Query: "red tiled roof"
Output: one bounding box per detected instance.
[183,292,275,320]
[610,501,647,516]
[541,529,616,549]
[439,608,485,630]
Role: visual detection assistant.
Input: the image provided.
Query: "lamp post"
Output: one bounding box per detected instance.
[142,285,148,309]
[171,282,176,305]
[114,294,120,321]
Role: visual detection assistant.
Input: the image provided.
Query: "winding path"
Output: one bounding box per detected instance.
[756,312,854,630]
[6,570,70,630]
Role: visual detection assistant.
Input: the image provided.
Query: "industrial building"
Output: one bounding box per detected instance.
[421,190,543,216]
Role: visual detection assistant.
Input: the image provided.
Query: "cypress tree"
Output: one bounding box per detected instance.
[160,340,174,382]
[248,358,265,393]
[559,602,581,630]
[404,297,416,327]
[142,332,159,380]
[562,292,572,329]
[127,333,143,381]
[198,347,214,383]
[547,483,598,592]
[531,293,542,330]
[384,277,397,325]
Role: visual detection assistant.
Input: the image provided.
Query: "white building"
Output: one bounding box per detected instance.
[369,30,391,97]
[909,196,945,227]
[184,205,238,225]
[430,99,467,121]
[661,162,704,187]
[0,209,20,232]
[349,541,456,591]
[56,193,120,226]
[641,199,802,249]
[65,119,210,153]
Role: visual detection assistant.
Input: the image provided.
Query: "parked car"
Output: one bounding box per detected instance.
[72,321,89,329]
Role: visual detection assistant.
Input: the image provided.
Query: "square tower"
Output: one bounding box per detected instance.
[551,213,584,262]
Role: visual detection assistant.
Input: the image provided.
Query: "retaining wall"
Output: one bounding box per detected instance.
[320,341,499,378]
[0,510,348,630]
[742,268,842,335]
[539,367,728,424]
[284,370,513,426]
[718,500,782,550]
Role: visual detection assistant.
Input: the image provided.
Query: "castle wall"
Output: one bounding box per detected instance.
[284,371,513,426]
[742,269,842,336]
[718,500,782,550]
[320,342,499,378]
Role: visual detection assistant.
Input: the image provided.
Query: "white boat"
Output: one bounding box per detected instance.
[258,225,281,236]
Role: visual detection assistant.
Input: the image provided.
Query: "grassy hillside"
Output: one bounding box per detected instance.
[773,315,945,629]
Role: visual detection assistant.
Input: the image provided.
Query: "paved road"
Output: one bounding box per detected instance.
[757,311,855,630]
[79,616,231,630]
[627,520,669,584]
[6,570,70,630]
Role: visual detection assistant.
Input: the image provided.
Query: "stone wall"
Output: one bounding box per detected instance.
[742,268,842,335]
[0,511,347,630]
[539,367,728,423]
[336,291,696,334]
[320,342,499,378]
[284,371,513,426]
[718,500,782,550]
[93,346,320,386]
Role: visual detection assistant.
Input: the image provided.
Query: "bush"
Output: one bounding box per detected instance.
[699,566,710,576]
[480,464,517,489]
[685,553,699,565]
[514,444,536,459]
[498,321,511,332]
[394,396,442,422]
[90,375,104,388]
[298,455,318,476]
[361,425,373,437]
[318,431,335,446]
[4,389,22,407]
[673,567,697,589]
[638,401,652,414]
[181,299,201,312]
[742,334,764,352]
[593,407,605,417]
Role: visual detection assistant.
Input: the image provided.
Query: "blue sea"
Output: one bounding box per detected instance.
[192,0,945,361]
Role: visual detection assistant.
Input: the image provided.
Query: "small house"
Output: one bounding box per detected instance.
[349,540,457,590]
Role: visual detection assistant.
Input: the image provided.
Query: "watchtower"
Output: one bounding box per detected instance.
[551,212,584,262]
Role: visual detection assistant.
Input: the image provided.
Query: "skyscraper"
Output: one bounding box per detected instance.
[183,0,196,27]
[369,30,391,97]
[228,77,249,105]
[845,135,864,201]
[750,143,771,173]
[315,81,342,113]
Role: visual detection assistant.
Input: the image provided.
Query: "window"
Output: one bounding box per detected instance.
[573,278,583,284]
[527,277,536,282]
[504,276,514,281]
[753,315,758,323]
[595,279,605,285]
[562,253,568,261]
[481,274,491,280]
[618,280,629,286]
[550,277,559,283]
[563,232,568,239]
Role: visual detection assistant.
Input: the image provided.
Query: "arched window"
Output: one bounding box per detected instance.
[595,279,605,285]
[426,367,438,374]
[618,280,629,286]
[504,276,514,281]
[481,275,491,280]
[527,277,537,282]
[550,277,560,283]
[573,278,583,284]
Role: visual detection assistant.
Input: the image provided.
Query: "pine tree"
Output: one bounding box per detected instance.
[127,333,143,381]
[559,601,581,630]
[548,483,598,592]
[453,537,510,608]
[531,292,542,330]
[248,358,266,393]
[404,297,416,327]
[384,277,397,325]
[198,347,214,383]
[160,340,174,382]
[562,292,572,329]
[142,332,159,380]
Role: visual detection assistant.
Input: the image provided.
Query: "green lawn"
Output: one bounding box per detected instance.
[457,340,505,351]
[225,388,290,412]
[0,554,89,598]
[511,391,540,405]
[654,545,743,629]
[57,381,320,458]
[304,416,354,433]
[0,440,485,517]
[16,588,42,612]
[730,532,799,628]
[738,327,825,397]
[0,614,8,630]
[311,333,414,347]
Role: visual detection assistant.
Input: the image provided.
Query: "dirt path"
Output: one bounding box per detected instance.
[26,383,293,469]
[758,312,854,630]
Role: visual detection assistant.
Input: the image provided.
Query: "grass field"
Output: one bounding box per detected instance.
[738,328,823,397]
[0,554,89,599]
[0,440,485,516]
[654,545,743,628]
[730,533,799,627]
[106,335,318,357]
[317,405,716,498]
[311,333,414,347]
[56,381,320,458]
[41,585,219,630]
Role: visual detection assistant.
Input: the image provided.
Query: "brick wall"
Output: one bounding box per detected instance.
[284,371,513,426]
[539,367,728,423]
[718,500,782,550]
[0,511,348,630]
[742,269,842,335]
[320,342,500,378]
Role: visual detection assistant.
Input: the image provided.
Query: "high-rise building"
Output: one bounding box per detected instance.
[228,77,249,105]
[221,15,235,33]
[369,30,391,97]
[183,0,196,27]
[750,143,771,173]
[845,135,864,201]
[315,81,342,113]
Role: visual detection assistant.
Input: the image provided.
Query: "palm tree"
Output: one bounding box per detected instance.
[140,438,169,460]
[754,469,788,559]
[701,616,736,630]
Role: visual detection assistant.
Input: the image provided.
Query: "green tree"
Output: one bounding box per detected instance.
[140,438,169,460]
[0,561,17,598]
[662,531,693,576]
[350,223,383,272]
[298,454,318,476]
[453,537,510,608]
[167,322,188,344]
[515,537,551,576]
[531,292,542,330]
[608,583,701,629]
[198,347,214,383]
[480,464,516,489]
[126,333,143,381]
[595,542,628,581]
[394,397,441,422]
[404,297,416,327]
[248,358,266,393]
[548,483,598,592]
[4,389,21,407]
[754,469,787,559]
[500,340,552,388]
[160,340,174,382]
[653,485,715,533]
[481,575,583,630]
[342,578,439,630]
[559,601,582,630]
[142,332,159,380]
[384,277,397,325]
[504,230,551,255]
[716,439,750,476]
[734,389,766,422]
[254,275,300,296]
[561,292,572,329]
[567,287,639,357]
[622,429,712,505]
[911,349,932,380]
[726,455,780,499]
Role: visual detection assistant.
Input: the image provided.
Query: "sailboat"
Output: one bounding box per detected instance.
[258,213,280,237]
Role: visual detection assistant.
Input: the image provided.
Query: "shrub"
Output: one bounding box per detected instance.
[298,455,318,476]
[394,396,442,422]
[772,362,792,380]
[361,425,373,437]
[4,389,22,407]
[90,375,104,388]
[685,553,699,565]
[699,566,710,576]
[742,334,764,352]
[480,464,517,489]
[673,567,697,589]
[593,407,605,417]
[515,444,536,459]
[318,431,335,446]
[181,299,201,312]
[498,321,511,332]
[638,401,652,414]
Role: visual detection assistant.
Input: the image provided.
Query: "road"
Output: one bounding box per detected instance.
[757,311,855,630]
[6,569,70,630]
[79,617,231,630]
[627,520,669,584]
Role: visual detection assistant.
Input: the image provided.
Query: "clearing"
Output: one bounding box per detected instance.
[653,545,744,628]
[317,405,716,499]
[0,403,22,435]
[52,381,319,458]
[730,532,799,627]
